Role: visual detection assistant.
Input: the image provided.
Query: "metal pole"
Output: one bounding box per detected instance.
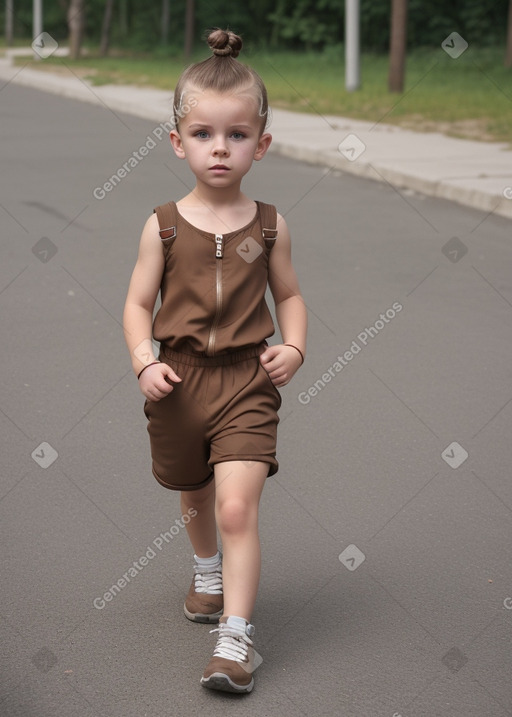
[345,0,360,91]
[33,0,42,60]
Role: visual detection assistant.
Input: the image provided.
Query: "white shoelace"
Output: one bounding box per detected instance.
[194,564,223,594]
[210,623,253,663]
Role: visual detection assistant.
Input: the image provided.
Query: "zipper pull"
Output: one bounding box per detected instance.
[215,234,223,259]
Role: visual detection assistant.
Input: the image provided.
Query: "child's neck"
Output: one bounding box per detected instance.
[190,180,245,209]
[177,183,256,234]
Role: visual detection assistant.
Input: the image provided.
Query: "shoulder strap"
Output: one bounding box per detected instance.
[153,201,177,241]
[257,201,278,250]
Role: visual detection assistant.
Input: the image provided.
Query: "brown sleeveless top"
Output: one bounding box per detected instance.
[152,201,278,356]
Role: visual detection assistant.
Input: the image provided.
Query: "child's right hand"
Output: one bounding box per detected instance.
[138,362,182,401]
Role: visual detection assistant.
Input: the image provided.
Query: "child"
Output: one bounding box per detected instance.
[123,28,307,694]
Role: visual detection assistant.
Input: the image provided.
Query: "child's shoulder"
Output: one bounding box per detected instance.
[255,199,283,217]
[138,212,161,250]
[143,211,160,234]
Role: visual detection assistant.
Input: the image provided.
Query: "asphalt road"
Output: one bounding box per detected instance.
[1,84,512,717]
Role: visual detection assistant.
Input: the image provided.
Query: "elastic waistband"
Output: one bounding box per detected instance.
[160,343,266,367]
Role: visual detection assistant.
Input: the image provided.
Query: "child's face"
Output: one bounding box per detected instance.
[170,89,271,190]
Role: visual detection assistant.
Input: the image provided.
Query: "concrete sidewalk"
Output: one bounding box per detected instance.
[2,47,512,220]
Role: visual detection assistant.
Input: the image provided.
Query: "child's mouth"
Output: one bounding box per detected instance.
[209,165,230,172]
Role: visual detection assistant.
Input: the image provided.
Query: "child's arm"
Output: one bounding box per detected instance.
[123,214,181,401]
[260,214,307,387]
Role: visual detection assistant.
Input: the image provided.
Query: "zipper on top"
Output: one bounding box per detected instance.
[206,234,224,356]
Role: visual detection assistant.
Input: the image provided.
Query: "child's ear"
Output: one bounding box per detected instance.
[254,132,272,161]
[170,129,186,159]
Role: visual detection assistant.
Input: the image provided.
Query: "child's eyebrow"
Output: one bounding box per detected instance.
[187,123,255,131]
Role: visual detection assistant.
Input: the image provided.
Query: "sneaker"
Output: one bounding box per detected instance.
[183,559,223,623]
[200,616,257,693]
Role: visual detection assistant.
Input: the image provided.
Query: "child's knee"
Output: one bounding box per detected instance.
[216,497,255,535]
[181,481,215,510]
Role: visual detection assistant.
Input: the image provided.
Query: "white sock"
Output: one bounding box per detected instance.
[194,551,221,568]
[226,615,248,632]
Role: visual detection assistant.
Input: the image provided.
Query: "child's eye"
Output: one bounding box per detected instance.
[194,130,209,139]
[231,132,245,140]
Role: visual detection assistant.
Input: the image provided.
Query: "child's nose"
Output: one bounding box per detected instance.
[212,137,229,156]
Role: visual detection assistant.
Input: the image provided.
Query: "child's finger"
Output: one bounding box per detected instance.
[260,351,280,371]
[149,385,172,399]
[151,376,173,395]
[259,344,280,363]
[263,351,288,372]
[162,364,182,383]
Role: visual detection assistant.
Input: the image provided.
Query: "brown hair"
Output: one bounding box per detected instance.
[173,28,268,131]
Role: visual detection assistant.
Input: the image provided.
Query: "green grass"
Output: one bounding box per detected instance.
[14,45,512,142]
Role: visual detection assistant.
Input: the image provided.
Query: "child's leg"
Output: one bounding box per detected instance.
[213,460,268,621]
[181,480,223,623]
[180,480,217,557]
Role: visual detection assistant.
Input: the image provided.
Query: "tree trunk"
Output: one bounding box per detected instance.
[161,0,170,45]
[506,0,512,68]
[5,0,14,46]
[388,0,408,93]
[184,0,194,59]
[100,0,115,57]
[68,0,86,60]
[270,0,286,48]
[118,0,128,38]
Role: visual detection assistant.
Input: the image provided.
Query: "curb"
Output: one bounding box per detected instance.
[269,143,512,222]
[2,58,511,222]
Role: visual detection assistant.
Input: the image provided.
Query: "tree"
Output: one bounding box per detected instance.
[100,0,115,57]
[161,0,170,45]
[268,0,342,50]
[5,0,14,46]
[388,0,408,92]
[184,0,194,59]
[506,0,512,67]
[67,0,86,60]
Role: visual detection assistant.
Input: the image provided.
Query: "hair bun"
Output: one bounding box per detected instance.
[207,28,242,59]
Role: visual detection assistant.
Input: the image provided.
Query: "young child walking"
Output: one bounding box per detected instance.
[123,28,307,694]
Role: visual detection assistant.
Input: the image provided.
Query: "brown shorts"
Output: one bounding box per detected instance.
[143,343,281,491]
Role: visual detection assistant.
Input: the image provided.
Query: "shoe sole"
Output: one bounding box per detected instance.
[201,672,254,693]
[183,604,223,624]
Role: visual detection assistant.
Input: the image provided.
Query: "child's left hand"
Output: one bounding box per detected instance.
[260,344,303,387]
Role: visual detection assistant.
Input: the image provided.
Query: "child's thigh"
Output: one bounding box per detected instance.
[213,460,269,505]
[208,360,281,477]
[143,388,211,490]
